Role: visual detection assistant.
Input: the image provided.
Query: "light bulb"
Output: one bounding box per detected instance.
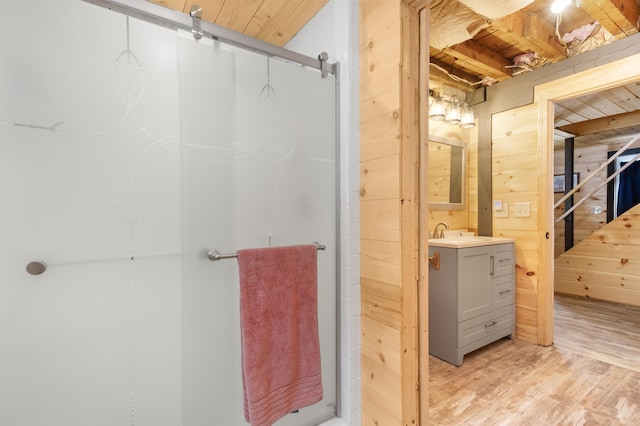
[551,0,571,13]
[459,102,475,128]
[445,96,461,125]
[430,93,446,121]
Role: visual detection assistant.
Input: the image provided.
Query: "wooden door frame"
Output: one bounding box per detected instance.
[400,0,429,423]
[535,53,640,345]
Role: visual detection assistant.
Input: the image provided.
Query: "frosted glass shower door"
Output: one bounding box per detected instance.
[179,36,337,425]
[1,0,338,425]
[0,1,182,425]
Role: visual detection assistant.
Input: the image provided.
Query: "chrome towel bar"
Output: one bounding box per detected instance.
[207,242,325,261]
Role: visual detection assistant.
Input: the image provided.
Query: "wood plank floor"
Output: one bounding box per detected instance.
[429,295,640,425]
[554,294,640,373]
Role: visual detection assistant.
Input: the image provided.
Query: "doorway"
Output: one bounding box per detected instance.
[536,53,640,347]
[551,81,640,371]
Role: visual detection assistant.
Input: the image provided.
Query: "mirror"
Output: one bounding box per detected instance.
[429,135,466,209]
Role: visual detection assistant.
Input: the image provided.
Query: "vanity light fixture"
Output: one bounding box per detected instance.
[428,90,475,128]
[429,91,446,121]
[444,95,462,125]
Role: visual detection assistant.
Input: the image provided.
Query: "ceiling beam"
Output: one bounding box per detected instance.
[556,109,640,136]
[580,0,640,39]
[428,57,483,91]
[444,39,512,80]
[491,12,566,63]
[611,0,640,34]
[523,12,567,62]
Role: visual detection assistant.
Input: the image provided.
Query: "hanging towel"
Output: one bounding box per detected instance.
[237,244,323,426]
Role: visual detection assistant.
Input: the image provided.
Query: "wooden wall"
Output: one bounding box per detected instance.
[359,1,403,422]
[492,104,540,343]
[428,121,478,234]
[554,145,608,256]
[360,1,423,424]
[555,203,640,306]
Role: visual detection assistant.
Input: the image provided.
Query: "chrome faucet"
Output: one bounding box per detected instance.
[432,222,449,239]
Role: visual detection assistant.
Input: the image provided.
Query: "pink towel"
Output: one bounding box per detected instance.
[237,244,323,426]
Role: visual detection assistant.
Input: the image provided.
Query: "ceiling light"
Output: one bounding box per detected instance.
[430,92,446,121]
[551,0,571,13]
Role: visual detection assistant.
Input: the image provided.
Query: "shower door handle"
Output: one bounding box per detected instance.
[26,260,47,275]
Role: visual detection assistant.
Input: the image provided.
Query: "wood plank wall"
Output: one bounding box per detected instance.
[554,145,608,256]
[360,2,403,422]
[360,1,422,424]
[492,104,540,343]
[555,203,640,306]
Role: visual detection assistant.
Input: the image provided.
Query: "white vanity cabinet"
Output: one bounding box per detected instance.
[428,240,515,366]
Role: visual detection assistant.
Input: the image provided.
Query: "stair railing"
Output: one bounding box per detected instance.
[554,133,640,223]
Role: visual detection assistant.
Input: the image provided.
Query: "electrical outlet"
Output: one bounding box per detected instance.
[514,202,531,218]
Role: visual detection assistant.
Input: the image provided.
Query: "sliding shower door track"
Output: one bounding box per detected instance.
[82,0,336,76]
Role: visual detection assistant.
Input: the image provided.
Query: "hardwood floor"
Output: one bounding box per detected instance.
[554,294,640,373]
[429,295,640,425]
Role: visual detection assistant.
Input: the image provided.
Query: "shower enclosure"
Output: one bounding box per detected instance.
[0,0,338,425]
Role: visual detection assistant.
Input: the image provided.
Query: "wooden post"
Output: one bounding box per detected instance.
[564,137,574,251]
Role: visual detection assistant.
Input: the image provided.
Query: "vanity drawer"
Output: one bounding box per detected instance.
[457,305,514,348]
[491,244,515,277]
[494,274,514,310]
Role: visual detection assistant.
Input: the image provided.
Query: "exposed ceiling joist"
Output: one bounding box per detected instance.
[490,12,562,62]
[429,0,639,91]
[444,40,513,80]
[580,0,640,38]
[429,57,483,91]
[556,109,640,136]
[523,12,566,61]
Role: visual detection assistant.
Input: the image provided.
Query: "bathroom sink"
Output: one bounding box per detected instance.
[428,236,515,248]
[442,229,473,239]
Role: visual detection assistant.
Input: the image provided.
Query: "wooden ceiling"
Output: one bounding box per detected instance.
[554,82,640,151]
[429,0,640,91]
[148,0,328,47]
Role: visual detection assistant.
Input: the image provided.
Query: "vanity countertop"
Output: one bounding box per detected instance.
[428,236,515,248]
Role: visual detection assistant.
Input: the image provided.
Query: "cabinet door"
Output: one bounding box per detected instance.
[457,247,492,322]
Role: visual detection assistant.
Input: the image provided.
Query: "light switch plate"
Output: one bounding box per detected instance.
[514,202,531,217]
[495,203,509,217]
